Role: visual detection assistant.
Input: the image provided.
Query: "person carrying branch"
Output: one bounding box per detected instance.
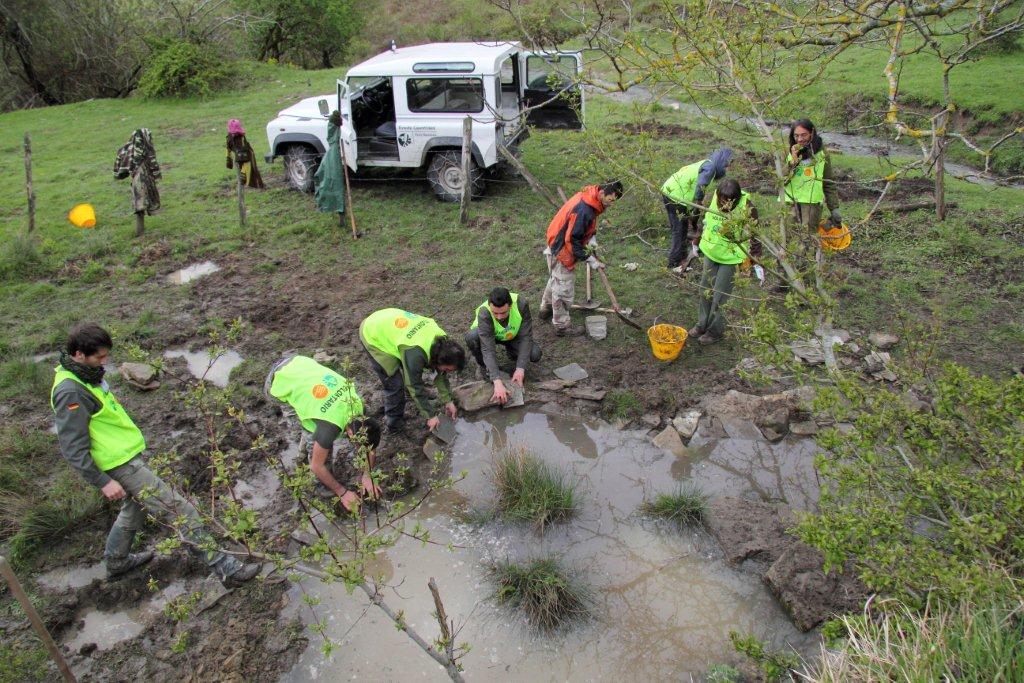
[689,179,761,345]
[784,119,841,250]
[465,287,542,404]
[540,180,624,335]
[51,324,260,586]
[225,118,264,188]
[359,309,466,434]
[265,355,381,512]
[661,148,733,273]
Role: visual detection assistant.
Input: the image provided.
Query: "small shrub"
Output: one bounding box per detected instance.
[0,235,50,282]
[138,41,235,98]
[705,663,742,683]
[493,558,588,630]
[491,447,577,530]
[730,632,799,682]
[641,484,708,525]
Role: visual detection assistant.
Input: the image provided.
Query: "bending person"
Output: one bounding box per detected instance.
[266,355,382,512]
[465,287,542,404]
[661,148,732,273]
[51,324,260,586]
[359,308,465,433]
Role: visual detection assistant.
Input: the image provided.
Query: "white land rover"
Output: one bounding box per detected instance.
[265,42,583,201]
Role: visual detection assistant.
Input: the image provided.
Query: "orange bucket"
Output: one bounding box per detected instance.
[68,204,96,228]
[818,222,851,251]
[647,324,687,361]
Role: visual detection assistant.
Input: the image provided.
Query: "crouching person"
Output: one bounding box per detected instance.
[51,324,260,586]
[465,287,541,404]
[266,355,382,512]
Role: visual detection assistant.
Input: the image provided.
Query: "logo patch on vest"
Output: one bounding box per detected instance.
[803,167,813,177]
[311,384,329,399]
[322,374,338,389]
[395,317,409,329]
[504,332,514,340]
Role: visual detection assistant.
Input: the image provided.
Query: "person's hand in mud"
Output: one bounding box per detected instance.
[339,488,360,512]
[444,401,458,419]
[491,378,509,405]
[359,473,382,500]
[101,480,127,500]
[511,368,525,388]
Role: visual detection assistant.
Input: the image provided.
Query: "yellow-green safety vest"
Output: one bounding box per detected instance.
[661,159,709,204]
[50,368,145,471]
[269,356,362,433]
[785,150,826,205]
[699,191,753,265]
[360,308,446,360]
[470,292,522,341]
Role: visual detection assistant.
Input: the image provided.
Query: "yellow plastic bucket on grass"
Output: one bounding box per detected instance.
[818,222,851,251]
[648,324,687,361]
[68,204,96,228]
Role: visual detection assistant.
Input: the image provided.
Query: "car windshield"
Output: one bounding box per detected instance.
[346,76,386,97]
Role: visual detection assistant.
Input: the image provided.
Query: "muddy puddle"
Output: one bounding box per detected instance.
[37,562,106,591]
[163,348,243,387]
[63,580,188,653]
[166,261,220,284]
[280,410,821,681]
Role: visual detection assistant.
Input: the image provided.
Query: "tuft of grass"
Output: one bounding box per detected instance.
[812,594,1024,682]
[491,447,577,530]
[0,234,50,283]
[641,484,708,525]
[2,472,105,567]
[601,389,643,421]
[0,358,50,403]
[0,426,54,499]
[493,557,589,631]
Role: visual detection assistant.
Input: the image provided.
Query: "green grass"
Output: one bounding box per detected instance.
[493,557,589,631]
[0,427,55,500]
[491,447,578,530]
[0,359,50,403]
[601,388,643,421]
[0,642,51,683]
[640,484,708,525]
[813,595,1024,682]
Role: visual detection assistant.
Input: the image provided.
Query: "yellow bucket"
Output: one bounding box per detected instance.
[818,222,851,251]
[647,324,687,361]
[68,204,96,228]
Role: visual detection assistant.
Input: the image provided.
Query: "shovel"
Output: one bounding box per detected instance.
[578,265,601,310]
[596,268,642,330]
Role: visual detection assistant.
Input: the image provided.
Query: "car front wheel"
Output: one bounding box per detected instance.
[427,151,485,202]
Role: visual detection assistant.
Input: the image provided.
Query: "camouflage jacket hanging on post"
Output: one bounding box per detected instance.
[226,133,264,188]
[113,128,161,215]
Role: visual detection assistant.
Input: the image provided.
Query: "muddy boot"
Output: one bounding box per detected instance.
[384,416,405,434]
[554,325,585,337]
[106,551,154,579]
[687,325,705,338]
[538,304,553,321]
[698,333,722,345]
[221,561,261,589]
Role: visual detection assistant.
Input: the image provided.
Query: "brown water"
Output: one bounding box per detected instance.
[280,410,821,681]
[163,348,243,388]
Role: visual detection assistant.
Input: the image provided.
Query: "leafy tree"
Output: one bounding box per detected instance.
[245,0,361,68]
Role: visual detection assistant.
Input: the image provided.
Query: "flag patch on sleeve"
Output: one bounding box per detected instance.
[67,403,80,410]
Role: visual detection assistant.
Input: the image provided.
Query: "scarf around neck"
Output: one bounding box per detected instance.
[60,351,106,385]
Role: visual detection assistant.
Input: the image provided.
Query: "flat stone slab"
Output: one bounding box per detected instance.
[651,425,687,457]
[432,414,457,444]
[553,363,588,382]
[535,379,570,392]
[868,332,899,350]
[791,340,825,365]
[790,420,819,437]
[764,543,870,632]
[705,496,795,566]
[503,382,525,408]
[565,386,606,401]
[422,437,445,460]
[452,381,495,412]
[672,410,702,440]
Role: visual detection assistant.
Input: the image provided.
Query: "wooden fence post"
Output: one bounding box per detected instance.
[134,212,145,237]
[236,165,247,227]
[0,556,77,682]
[24,133,35,233]
[459,117,472,224]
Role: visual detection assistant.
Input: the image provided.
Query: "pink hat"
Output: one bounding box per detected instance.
[227,119,245,135]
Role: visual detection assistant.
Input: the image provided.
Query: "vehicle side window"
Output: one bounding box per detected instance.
[406,78,484,113]
[526,56,576,91]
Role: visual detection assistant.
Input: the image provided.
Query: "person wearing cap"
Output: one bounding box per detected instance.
[661,148,733,274]
[540,180,624,336]
[464,287,542,404]
[265,355,382,512]
[51,324,260,586]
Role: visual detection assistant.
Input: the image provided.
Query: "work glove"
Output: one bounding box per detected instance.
[753,265,765,286]
[827,210,842,228]
[690,243,699,259]
[587,255,605,270]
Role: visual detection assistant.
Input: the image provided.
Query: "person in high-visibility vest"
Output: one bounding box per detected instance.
[541,180,624,335]
[661,148,733,273]
[784,119,841,243]
[688,179,761,345]
[464,287,542,405]
[265,355,382,512]
[51,324,260,586]
[359,309,466,433]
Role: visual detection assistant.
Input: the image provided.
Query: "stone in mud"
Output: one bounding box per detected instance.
[565,386,606,401]
[868,332,899,350]
[789,420,819,437]
[312,349,336,363]
[672,410,702,440]
[863,351,890,374]
[196,576,231,613]
[120,362,159,390]
[651,425,687,457]
[705,496,796,566]
[761,427,785,443]
[432,414,457,444]
[764,544,870,632]
[553,363,588,382]
[452,381,496,412]
[791,339,825,365]
[720,418,764,441]
[534,379,570,392]
[641,412,661,428]
[503,381,525,408]
[703,390,792,435]
[423,437,444,460]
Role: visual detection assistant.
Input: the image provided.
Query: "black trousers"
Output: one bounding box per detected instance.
[464,328,542,373]
[663,195,696,267]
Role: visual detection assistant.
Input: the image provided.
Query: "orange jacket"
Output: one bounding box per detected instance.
[545,186,605,270]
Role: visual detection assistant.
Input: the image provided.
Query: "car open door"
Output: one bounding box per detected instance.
[336,79,358,171]
[519,52,584,130]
